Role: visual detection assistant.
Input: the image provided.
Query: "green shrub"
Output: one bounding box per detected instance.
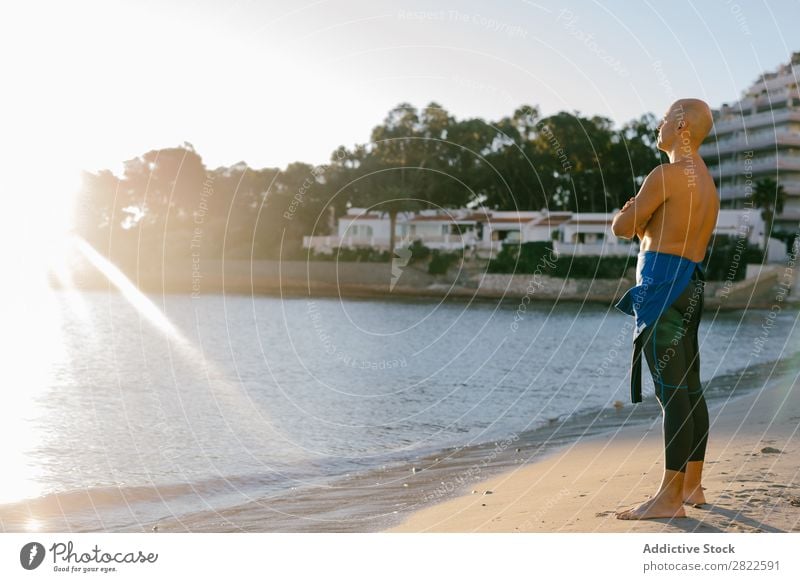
[428,249,462,275]
[487,241,637,278]
[408,239,431,263]
[702,234,760,282]
[488,241,554,273]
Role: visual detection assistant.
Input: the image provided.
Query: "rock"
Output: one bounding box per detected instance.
[152,525,159,532]
[483,490,493,495]
[760,447,782,454]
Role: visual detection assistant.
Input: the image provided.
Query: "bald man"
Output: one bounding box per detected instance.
[611,98,720,520]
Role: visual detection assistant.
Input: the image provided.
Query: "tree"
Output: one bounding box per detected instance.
[485,105,551,211]
[340,102,474,255]
[210,163,281,258]
[75,169,121,247]
[70,104,672,276]
[121,143,206,228]
[370,103,426,255]
[607,113,661,209]
[533,112,618,212]
[752,177,787,254]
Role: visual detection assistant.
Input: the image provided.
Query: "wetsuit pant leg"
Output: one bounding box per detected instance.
[684,275,709,464]
[640,276,707,473]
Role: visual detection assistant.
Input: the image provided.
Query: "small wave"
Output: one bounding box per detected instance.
[0,482,197,520]
[0,470,301,531]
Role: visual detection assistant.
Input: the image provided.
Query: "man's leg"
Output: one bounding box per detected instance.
[617,282,700,520]
[683,280,708,505]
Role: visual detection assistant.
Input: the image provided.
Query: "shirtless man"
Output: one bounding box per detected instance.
[611,98,720,520]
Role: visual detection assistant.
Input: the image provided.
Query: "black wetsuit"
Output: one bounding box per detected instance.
[615,251,709,473]
[637,267,708,472]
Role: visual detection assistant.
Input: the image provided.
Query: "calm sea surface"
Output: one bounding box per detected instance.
[2,287,798,531]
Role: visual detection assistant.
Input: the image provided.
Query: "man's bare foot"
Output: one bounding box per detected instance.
[616,495,687,520]
[683,462,706,506]
[683,485,706,506]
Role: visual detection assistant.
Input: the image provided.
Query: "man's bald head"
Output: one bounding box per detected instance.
[657,98,713,154]
[673,98,713,145]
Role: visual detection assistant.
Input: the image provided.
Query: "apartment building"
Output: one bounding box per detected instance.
[700,51,800,230]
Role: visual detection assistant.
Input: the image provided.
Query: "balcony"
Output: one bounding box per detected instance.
[711,108,800,135]
[700,130,800,157]
[720,180,800,200]
[732,86,800,110]
[710,154,800,179]
[407,233,479,244]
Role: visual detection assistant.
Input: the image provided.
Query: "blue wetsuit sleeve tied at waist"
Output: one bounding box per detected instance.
[613,251,705,403]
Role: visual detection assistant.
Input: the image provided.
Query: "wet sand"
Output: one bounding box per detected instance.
[386,364,800,533]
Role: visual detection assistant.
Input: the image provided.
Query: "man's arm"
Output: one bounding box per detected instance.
[611,165,670,240]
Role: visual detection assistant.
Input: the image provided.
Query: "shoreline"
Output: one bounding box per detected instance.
[50,277,794,311]
[385,352,800,533]
[128,352,800,533]
[53,253,796,310]
[1,350,795,533]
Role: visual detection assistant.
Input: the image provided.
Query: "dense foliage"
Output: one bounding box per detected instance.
[74,103,662,272]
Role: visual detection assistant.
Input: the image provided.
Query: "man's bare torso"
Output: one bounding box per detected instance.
[638,156,720,263]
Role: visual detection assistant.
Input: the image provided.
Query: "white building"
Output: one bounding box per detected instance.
[304,207,767,258]
[306,210,413,250]
[554,213,634,257]
[714,207,764,246]
[402,210,483,250]
[521,211,572,243]
[700,51,800,230]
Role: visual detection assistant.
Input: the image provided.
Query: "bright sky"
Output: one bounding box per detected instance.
[2,0,798,180]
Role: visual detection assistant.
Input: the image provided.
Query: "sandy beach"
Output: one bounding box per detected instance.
[386,363,800,533]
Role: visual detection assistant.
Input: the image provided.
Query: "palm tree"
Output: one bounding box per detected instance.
[752,177,787,255]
